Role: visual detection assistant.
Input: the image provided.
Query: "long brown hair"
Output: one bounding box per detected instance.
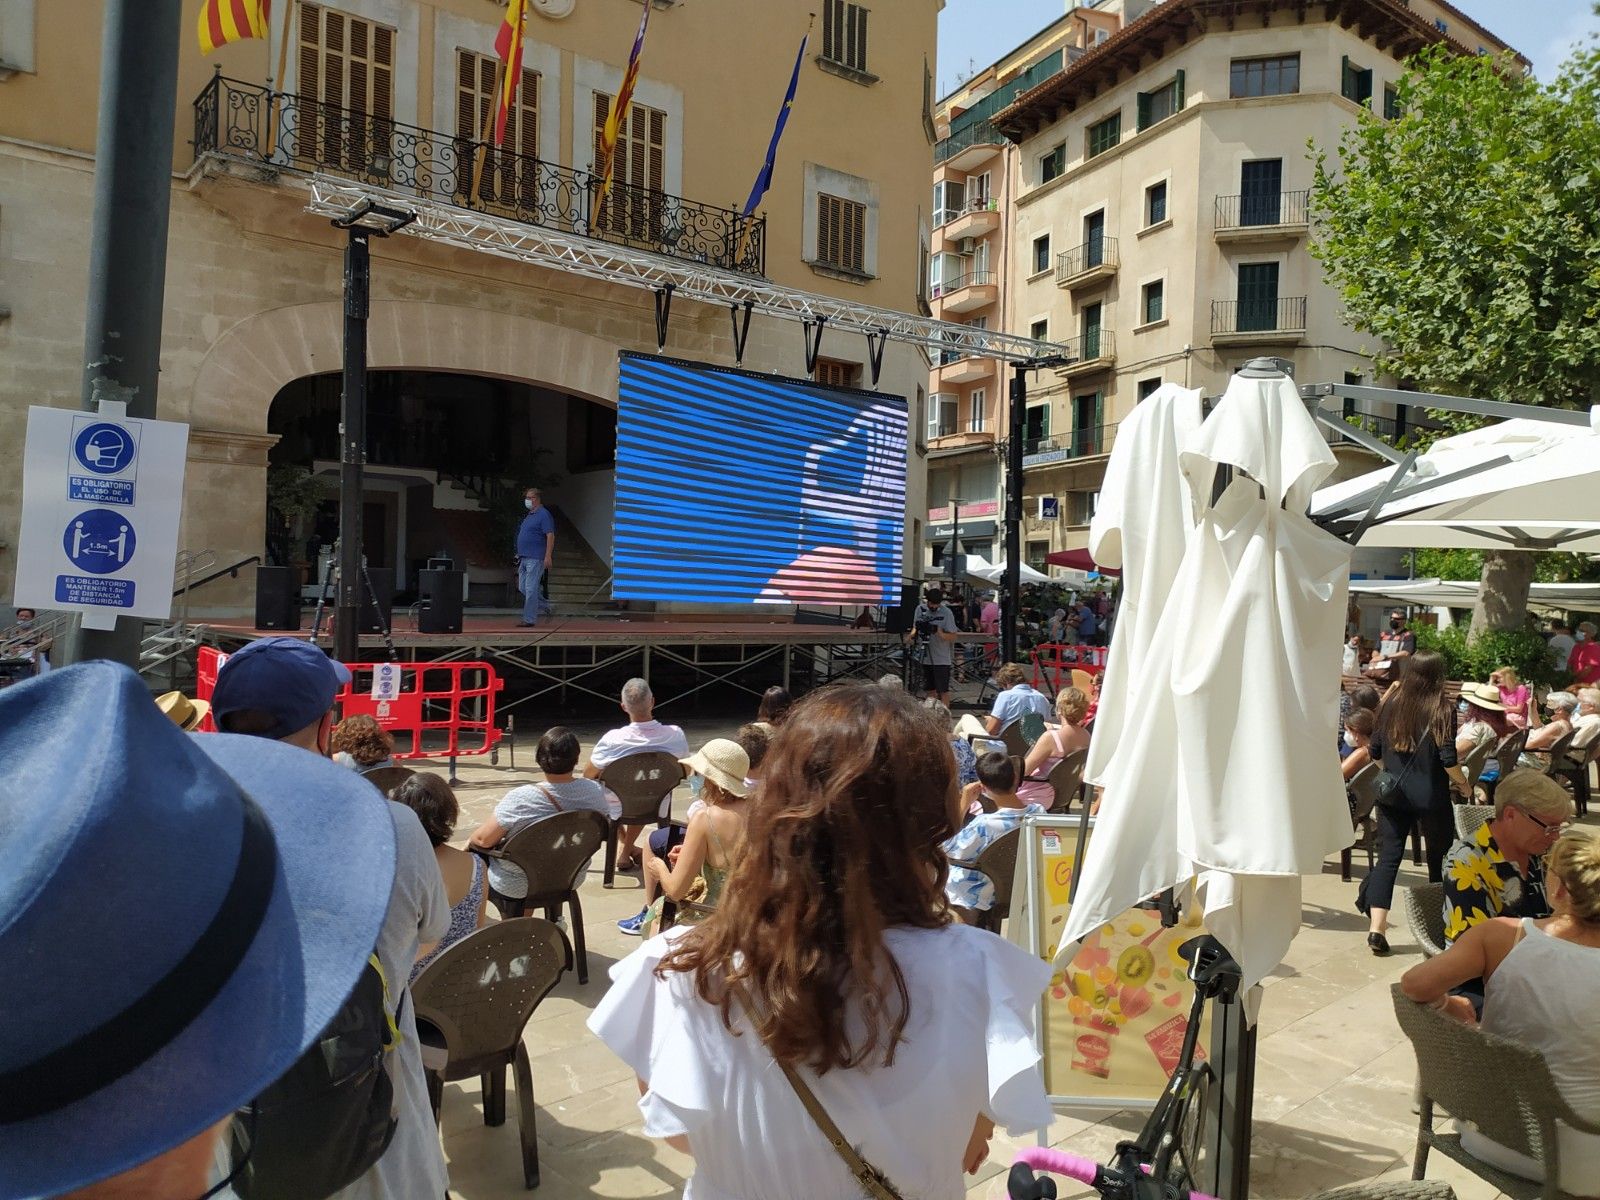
[1376,649,1454,752]
[656,683,957,1073]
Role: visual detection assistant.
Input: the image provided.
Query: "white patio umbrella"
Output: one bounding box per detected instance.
[968,560,1052,586]
[1312,413,1600,551]
[1348,578,1600,610]
[1059,368,1355,1009]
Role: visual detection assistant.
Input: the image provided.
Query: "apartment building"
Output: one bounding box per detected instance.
[982,0,1521,569]
[924,0,1160,577]
[0,0,938,613]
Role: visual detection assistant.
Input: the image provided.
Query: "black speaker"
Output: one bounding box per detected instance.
[884,584,919,634]
[418,569,465,634]
[358,567,394,633]
[254,566,301,631]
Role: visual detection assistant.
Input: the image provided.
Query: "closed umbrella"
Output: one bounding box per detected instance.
[1312,414,1600,550]
[1060,368,1354,1006]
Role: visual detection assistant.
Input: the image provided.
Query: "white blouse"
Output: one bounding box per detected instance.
[588,922,1053,1200]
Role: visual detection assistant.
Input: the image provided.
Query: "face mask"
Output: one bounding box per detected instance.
[16,618,31,629]
[1390,619,1402,631]
[1343,731,1357,748]
[524,498,534,511]
[1458,701,1470,714]
[1580,632,1590,642]
[688,774,705,798]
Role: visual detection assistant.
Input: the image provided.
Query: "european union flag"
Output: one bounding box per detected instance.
[742,30,809,218]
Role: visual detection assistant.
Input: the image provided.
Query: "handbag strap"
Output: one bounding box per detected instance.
[538,782,564,813]
[733,991,906,1200]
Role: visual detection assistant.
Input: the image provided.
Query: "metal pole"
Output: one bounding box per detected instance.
[949,501,961,595]
[334,227,371,665]
[1002,367,1026,664]
[71,0,185,667]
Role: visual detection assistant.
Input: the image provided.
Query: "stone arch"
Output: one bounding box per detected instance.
[188,299,621,434]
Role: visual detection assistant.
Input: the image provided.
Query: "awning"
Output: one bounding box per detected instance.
[1348,578,1600,611]
[1045,547,1122,577]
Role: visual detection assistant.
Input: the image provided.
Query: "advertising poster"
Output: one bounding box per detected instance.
[1021,815,1212,1109]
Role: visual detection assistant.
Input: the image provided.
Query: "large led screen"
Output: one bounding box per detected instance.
[614,352,907,605]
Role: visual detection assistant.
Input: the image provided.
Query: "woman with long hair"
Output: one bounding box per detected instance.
[588,683,1051,1198]
[1362,649,1471,955]
[753,684,793,732]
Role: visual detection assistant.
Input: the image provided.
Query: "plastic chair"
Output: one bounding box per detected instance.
[478,809,607,984]
[1342,761,1382,883]
[1015,711,1048,749]
[1556,735,1600,816]
[1027,747,1087,815]
[360,764,416,796]
[1392,983,1600,1199]
[971,827,1022,934]
[412,919,567,1189]
[1402,882,1446,959]
[598,751,680,887]
[1459,740,1491,794]
[1484,730,1528,802]
[1535,727,1578,776]
[1452,804,1494,841]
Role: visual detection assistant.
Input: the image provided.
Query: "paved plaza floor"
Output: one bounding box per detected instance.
[426,718,1583,1200]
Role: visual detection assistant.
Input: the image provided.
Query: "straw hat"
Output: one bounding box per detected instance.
[681,738,750,797]
[155,689,212,731]
[1459,682,1504,712]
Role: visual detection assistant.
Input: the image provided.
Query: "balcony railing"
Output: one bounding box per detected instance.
[934,118,1003,164]
[1021,423,1120,466]
[1060,328,1115,363]
[1322,411,1401,447]
[193,75,764,275]
[944,269,997,292]
[1211,296,1308,336]
[1214,189,1310,231]
[1055,235,1118,284]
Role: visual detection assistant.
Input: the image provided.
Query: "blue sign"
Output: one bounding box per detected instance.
[73,422,137,475]
[55,576,136,608]
[63,508,136,575]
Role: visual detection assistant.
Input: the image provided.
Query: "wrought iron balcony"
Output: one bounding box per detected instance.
[934,118,1003,166]
[193,75,764,275]
[1210,296,1308,340]
[1021,422,1120,467]
[1055,236,1118,288]
[1214,189,1310,234]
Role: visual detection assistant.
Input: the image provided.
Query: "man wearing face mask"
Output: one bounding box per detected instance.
[1569,621,1600,687]
[212,638,450,1200]
[515,486,556,627]
[1365,609,1415,682]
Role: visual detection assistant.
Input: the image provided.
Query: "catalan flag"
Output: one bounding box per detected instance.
[492,0,529,147]
[197,0,271,56]
[742,28,809,218]
[596,0,652,211]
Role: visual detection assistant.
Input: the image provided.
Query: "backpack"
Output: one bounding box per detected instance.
[230,954,401,1200]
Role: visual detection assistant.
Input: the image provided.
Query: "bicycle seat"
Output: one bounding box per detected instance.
[1178,935,1242,999]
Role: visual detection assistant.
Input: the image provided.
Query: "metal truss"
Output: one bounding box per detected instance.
[304,174,1076,365]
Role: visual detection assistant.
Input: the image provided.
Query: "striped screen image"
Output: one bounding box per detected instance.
[614,353,907,605]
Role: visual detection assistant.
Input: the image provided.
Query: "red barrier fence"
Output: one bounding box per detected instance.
[195,647,504,763]
[1030,642,1107,697]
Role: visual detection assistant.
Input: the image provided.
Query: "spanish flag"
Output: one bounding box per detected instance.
[198,0,271,55]
[596,0,652,211]
[492,0,529,147]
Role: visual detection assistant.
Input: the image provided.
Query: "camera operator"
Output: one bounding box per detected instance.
[905,585,960,706]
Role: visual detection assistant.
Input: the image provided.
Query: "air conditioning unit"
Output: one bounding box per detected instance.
[957,237,978,255]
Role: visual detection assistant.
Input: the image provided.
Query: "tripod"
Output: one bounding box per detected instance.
[309,543,398,662]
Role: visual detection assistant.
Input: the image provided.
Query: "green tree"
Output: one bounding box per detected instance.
[1311,41,1600,632]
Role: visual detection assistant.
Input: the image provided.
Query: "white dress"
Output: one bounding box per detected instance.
[1063,374,1354,1000]
[588,923,1053,1200]
[1462,920,1600,1195]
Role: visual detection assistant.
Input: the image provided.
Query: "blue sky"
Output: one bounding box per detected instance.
[937,0,1600,94]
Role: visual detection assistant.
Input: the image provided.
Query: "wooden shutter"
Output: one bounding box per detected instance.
[295,4,395,172]
[592,91,665,237]
[817,193,839,265]
[844,198,864,272]
[297,1,321,163]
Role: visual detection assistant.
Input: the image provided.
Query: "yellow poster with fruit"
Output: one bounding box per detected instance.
[1024,817,1212,1107]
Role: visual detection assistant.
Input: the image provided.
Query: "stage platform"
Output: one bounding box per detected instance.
[204,611,908,712]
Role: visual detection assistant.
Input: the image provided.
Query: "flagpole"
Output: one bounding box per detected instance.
[735,14,812,268]
[266,0,296,158]
[469,58,505,202]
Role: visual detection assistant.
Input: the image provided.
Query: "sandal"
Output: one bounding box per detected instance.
[614,851,642,872]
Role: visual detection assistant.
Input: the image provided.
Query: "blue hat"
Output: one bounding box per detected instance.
[0,662,395,1198]
[212,637,353,738]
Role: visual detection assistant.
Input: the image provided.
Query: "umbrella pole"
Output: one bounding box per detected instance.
[1200,994,1257,1198]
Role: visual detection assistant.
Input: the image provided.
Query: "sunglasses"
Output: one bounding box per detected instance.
[1517,806,1570,835]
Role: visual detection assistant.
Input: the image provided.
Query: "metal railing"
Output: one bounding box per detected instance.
[1021,422,1120,465]
[934,207,962,227]
[194,75,765,275]
[1214,188,1310,230]
[1322,411,1401,447]
[944,268,997,292]
[934,118,1003,164]
[967,412,986,434]
[1211,296,1307,335]
[1055,235,1118,283]
[1061,328,1115,362]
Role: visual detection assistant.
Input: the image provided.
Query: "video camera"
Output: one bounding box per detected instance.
[914,589,945,639]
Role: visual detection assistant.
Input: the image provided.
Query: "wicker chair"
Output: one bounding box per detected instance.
[1401,882,1447,959]
[969,827,1022,934]
[412,918,567,1189]
[360,764,416,796]
[598,751,680,887]
[1392,984,1600,1199]
[1452,804,1495,842]
[1306,1185,1456,1200]
[478,809,608,984]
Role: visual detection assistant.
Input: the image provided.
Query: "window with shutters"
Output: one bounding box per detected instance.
[454,49,540,208]
[1085,112,1121,159]
[296,2,395,175]
[821,0,870,76]
[591,91,668,241]
[814,359,862,390]
[816,192,867,274]
[1136,72,1184,131]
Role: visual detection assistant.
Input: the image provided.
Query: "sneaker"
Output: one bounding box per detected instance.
[617,909,649,936]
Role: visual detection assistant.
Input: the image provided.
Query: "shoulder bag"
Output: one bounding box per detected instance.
[1373,731,1425,808]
